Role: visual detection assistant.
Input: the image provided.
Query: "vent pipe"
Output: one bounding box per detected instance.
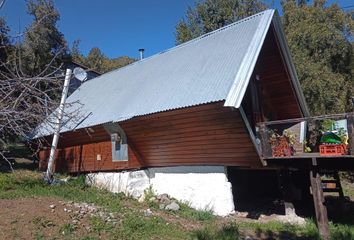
[139,48,145,60]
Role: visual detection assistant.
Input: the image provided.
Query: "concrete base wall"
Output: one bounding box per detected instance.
[86,166,235,216]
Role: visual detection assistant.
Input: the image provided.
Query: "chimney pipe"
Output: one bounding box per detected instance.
[139,48,145,60]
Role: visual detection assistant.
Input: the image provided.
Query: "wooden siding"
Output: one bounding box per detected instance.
[39,125,141,173]
[255,25,303,120]
[120,102,261,168]
[39,102,262,172]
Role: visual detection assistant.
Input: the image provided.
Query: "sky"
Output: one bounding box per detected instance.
[1,0,353,59]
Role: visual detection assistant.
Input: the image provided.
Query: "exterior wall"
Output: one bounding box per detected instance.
[39,125,142,173]
[120,102,261,168]
[39,102,262,173]
[86,166,235,216]
[255,25,303,120]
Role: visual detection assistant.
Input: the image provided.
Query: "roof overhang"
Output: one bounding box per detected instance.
[224,10,310,117]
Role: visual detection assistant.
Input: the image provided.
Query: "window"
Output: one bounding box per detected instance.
[111,133,128,161]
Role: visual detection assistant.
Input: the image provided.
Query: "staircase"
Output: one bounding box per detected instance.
[320,171,344,198]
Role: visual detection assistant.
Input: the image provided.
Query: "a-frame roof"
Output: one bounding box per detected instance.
[33,9,308,138]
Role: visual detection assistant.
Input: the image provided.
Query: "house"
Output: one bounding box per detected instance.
[33,10,312,216]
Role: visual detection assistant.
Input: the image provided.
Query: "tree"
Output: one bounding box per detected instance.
[21,0,68,75]
[175,0,267,44]
[282,0,354,115]
[71,42,136,73]
[0,1,77,171]
[0,17,10,66]
[85,47,106,73]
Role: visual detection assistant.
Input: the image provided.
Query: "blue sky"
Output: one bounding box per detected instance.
[1,0,352,59]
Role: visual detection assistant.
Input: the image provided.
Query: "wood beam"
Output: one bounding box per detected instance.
[309,168,330,240]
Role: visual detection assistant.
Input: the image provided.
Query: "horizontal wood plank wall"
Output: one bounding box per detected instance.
[256,25,303,120]
[120,102,262,168]
[38,125,141,173]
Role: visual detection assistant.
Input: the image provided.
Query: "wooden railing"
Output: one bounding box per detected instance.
[256,113,354,159]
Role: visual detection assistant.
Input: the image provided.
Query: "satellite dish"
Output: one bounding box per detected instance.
[73,67,88,82]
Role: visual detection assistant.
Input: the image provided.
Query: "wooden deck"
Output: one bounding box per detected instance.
[256,112,354,239]
[257,112,354,170]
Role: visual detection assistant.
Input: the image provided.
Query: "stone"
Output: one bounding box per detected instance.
[157,193,168,200]
[235,211,248,218]
[159,194,171,205]
[64,208,68,212]
[49,204,56,209]
[138,195,145,203]
[165,201,180,211]
[143,208,153,217]
[159,204,166,210]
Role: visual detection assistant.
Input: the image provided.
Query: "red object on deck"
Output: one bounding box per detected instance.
[319,144,347,156]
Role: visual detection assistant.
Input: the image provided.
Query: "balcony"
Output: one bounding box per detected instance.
[256,113,354,168]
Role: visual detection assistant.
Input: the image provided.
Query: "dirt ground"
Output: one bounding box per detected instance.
[0,197,101,240]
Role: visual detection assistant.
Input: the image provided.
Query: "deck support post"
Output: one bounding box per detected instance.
[309,167,330,240]
[347,114,354,155]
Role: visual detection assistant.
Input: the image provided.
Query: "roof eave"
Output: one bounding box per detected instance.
[224,9,275,108]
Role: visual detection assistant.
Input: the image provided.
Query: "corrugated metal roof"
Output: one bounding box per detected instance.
[33,10,278,138]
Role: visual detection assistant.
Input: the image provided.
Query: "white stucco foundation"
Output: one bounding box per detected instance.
[86,166,235,216]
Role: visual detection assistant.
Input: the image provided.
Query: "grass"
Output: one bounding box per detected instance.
[0,170,190,239]
[192,223,240,240]
[1,170,354,239]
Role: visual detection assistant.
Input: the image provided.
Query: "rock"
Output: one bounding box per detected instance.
[159,204,166,210]
[245,236,253,240]
[64,208,68,212]
[157,193,168,200]
[51,209,55,213]
[144,208,153,217]
[165,201,180,211]
[159,194,171,205]
[49,204,56,209]
[138,195,145,203]
[235,211,248,218]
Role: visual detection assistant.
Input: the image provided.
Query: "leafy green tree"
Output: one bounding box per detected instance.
[21,0,68,75]
[71,39,86,65]
[175,0,266,44]
[85,47,106,72]
[282,0,354,115]
[71,42,136,74]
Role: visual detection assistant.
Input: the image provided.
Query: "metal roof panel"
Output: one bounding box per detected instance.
[33,10,276,138]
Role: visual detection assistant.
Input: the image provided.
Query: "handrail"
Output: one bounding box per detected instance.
[257,112,354,127]
[256,112,354,158]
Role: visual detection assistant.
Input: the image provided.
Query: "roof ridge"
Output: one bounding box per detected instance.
[158,9,273,55]
[84,9,274,83]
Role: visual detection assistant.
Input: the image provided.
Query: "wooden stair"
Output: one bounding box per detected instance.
[319,171,344,198]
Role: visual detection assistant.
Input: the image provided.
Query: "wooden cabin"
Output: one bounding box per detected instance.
[33,10,353,231]
[35,10,308,173]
